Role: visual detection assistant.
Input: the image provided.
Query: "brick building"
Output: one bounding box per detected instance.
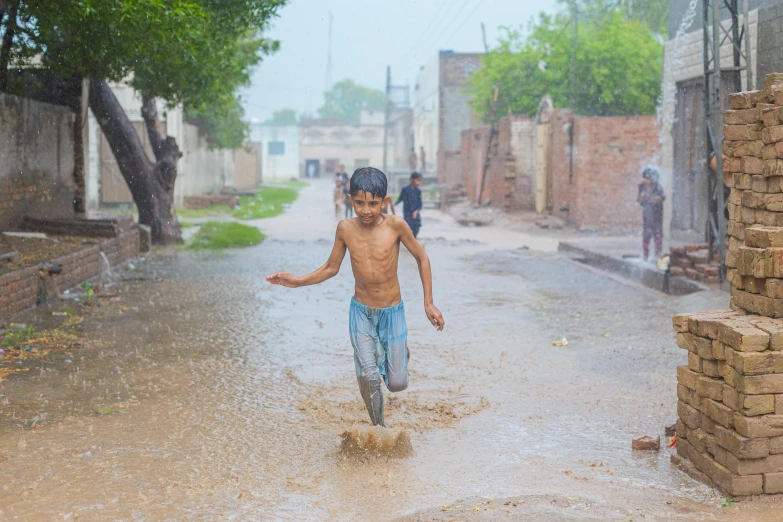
[460,108,660,232]
[413,51,482,185]
[663,0,783,241]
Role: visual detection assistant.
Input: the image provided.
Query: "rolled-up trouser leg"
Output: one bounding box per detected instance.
[350,302,385,426]
[379,303,409,393]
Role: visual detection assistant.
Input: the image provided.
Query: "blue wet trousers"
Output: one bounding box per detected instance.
[349,298,409,426]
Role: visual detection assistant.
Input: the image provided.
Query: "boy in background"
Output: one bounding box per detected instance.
[397,172,423,238]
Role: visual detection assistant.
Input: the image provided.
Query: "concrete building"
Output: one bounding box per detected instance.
[85,83,260,210]
[662,1,783,241]
[299,110,386,179]
[413,51,482,186]
[250,122,300,181]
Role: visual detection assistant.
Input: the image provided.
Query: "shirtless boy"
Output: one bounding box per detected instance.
[266,167,444,427]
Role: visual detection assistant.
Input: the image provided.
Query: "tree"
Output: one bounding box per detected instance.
[468,8,662,122]
[266,108,298,124]
[0,0,285,243]
[187,95,249,149]
[318,79,384,121]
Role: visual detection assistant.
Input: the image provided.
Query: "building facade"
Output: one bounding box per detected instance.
[299,110,386,178]
[413,51,482,186]
[662,1,783,240]
[250,122,300,181]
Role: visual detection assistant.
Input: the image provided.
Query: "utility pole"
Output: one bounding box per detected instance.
[481,22,488,53]
[713,1,727,279]
[325,11,333,91]
[382,65,391,174]
[744,0,753,90]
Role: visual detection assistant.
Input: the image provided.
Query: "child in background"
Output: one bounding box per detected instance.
[334,178,345,219]
[637,167,665,261]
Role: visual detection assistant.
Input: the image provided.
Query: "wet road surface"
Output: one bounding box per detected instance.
[1,181,781,520]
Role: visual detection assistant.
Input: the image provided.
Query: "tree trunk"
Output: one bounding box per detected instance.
[0,2,16,91]
[88,78,182,244]
[72,80,86,213]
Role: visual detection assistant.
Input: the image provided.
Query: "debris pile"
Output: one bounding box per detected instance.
[669,245,720,284]
[672,73,783,496]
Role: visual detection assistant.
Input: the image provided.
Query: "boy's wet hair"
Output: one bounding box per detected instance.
[350,167,387,198]
[410,171,422,180]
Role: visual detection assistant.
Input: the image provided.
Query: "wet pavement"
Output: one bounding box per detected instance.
[1,181,782,520]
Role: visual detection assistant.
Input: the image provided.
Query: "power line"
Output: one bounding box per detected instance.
[409,0,478,67]
[402,0,451,60]
[426,0,474,50]
[441,0,487,49]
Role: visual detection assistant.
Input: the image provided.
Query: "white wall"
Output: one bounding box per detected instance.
[299,121,384,176]
[660,10,759,239]
[86,83,241,208]
[251,123,300,180]
[413,54,439,173]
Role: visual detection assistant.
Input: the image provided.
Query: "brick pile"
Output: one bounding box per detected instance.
[669,245,720,284]
[672,73,783,496]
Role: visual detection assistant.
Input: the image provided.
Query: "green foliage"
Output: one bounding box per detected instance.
[469,8,663,121]
[186,95,249,149]
[266,108,298,124]
[233,186,298,220]
[190,221,264,249]
[0,324,36,348]
[318,79,385,121]
[720,497,735,507]
[2,0,285,130]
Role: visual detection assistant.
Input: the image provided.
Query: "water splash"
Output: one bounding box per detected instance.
[99,251,112,275]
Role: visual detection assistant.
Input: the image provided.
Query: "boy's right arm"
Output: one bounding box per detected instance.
[266,223,348,288]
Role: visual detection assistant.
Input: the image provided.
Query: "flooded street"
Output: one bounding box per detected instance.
[0,181,779,521]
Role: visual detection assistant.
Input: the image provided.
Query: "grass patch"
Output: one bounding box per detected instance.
[232,187,299,220]
[1,324,37,348]
[189,221,264,249]
[177,205,234,219]
[274,180,309,188]
[179,221,198,228]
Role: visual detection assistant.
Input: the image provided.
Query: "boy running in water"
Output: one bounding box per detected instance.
[267,167,444,427]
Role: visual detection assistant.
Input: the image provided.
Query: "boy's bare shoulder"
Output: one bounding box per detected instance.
[385,214,408,231]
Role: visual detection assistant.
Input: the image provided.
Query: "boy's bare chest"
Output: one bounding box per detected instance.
[345,233,399,264]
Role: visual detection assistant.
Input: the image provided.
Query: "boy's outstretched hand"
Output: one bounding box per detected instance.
[266,272,300,288]
[425,303,445,331]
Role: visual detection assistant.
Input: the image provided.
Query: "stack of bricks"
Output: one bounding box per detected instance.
[669,245,720,284]
[672,73,783,496]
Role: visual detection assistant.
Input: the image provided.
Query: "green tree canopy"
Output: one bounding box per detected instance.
[468,6,663,122]
[318,79,384,121]
[266,108,298,124]
[1,0,284,131]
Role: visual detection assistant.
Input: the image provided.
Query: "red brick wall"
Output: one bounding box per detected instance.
[0,267,38,318]
[0,229,141,319]
[459,116,537,211]
[549,111,659,232]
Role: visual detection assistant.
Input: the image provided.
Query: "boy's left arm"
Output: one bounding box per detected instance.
[397,218,444,331]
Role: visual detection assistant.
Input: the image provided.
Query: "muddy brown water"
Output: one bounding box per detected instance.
[1,181,782,520]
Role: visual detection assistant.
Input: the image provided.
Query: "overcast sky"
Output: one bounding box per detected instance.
[241,0,561,122]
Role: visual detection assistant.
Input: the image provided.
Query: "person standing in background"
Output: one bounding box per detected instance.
[397,172,423,238]
[408,147,418,173]
[637,167,665,261]
[338,164,353,218]
[419,146,426,173]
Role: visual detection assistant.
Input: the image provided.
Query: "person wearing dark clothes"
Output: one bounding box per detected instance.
[637,167,665,261]
[338,164,353,219]
[397,172,423,238]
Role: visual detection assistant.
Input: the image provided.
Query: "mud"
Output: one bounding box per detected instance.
[1,180,782,520]
[340,426,412,459]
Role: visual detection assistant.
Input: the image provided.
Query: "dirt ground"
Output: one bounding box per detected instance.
[0,234,98,276]
[1,181,783,521]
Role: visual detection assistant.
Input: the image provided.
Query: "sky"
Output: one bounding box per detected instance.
[242,0,562,122]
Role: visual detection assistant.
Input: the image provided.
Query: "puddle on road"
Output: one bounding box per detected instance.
[0,225,779,520]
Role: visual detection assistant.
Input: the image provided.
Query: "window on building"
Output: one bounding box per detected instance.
[268,141,285,155]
